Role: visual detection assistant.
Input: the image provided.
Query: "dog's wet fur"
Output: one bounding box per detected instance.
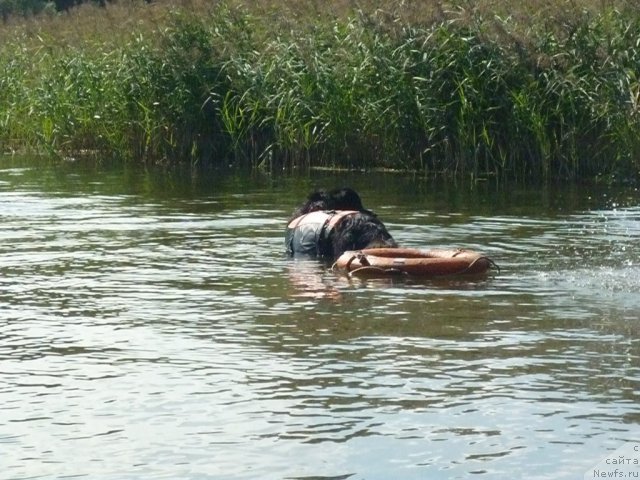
[288,188,397,259]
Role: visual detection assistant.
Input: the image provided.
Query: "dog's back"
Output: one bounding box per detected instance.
[326,211,397,258]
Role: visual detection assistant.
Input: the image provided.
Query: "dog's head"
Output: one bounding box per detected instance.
[327,187,365,212]
[290,187,369,220]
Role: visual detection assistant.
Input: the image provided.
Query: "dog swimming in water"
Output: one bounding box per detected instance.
[285,187,397,259]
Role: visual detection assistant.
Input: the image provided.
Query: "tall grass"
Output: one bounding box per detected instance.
[1,0,639,181]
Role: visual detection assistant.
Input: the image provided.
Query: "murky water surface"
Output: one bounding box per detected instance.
[1,159,638,480]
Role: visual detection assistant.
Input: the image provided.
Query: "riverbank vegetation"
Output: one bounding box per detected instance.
[1,0,640,181]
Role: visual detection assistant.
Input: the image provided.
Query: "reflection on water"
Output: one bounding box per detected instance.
[0,159,638,480]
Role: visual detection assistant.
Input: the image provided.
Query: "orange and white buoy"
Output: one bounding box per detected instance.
[333,247,497,277]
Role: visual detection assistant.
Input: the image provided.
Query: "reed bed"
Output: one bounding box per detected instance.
[1,0,640,181]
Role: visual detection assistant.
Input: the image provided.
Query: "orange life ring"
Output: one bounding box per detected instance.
[333,247,497,277]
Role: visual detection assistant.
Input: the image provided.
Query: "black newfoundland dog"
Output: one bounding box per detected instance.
[285,187,397,259]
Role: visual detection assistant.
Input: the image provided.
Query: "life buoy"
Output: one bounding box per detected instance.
[333,247,497,277]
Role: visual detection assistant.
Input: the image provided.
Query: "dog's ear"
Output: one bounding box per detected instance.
[307,190,328,203]
[305,190,330,212]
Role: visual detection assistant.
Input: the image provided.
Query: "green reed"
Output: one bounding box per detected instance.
[1,0,639,181]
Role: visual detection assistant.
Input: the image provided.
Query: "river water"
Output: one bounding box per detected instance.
[1,158,638,480]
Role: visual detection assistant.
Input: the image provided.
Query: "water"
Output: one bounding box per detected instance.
[0,159,638,480]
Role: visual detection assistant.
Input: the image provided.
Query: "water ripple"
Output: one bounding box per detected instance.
[1,165,639,480]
